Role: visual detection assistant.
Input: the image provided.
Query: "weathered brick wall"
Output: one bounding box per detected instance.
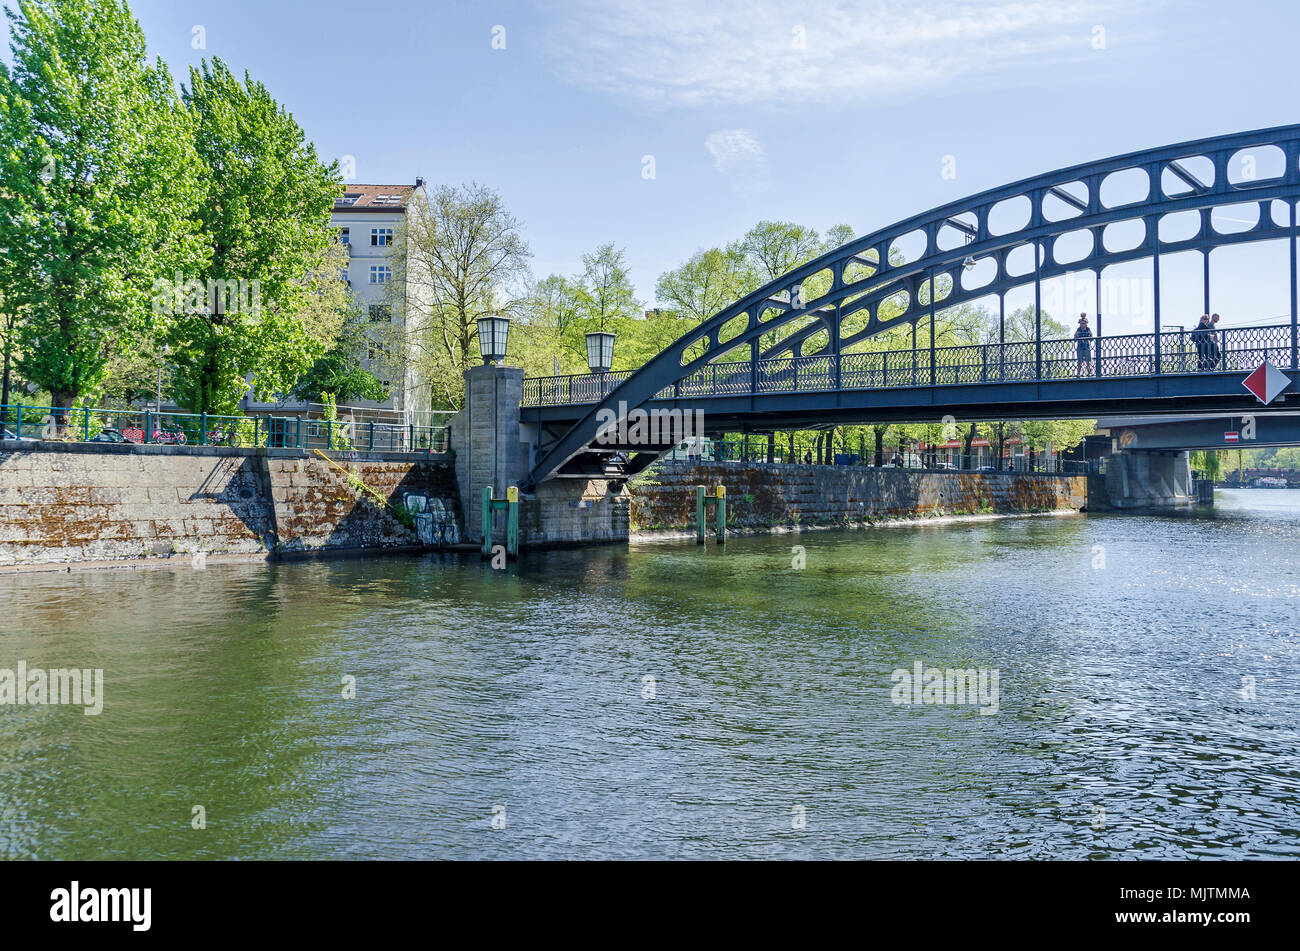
[631,461,1086,534]
[268,455,459,552]
[0,442,460,569]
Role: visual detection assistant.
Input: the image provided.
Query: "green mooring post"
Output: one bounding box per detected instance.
[481,485,521,559]
[715,485,726,544]
[695,485,726,545]
[696,485,706,544]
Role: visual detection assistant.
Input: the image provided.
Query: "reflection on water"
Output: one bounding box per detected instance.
[1,490,1298,859]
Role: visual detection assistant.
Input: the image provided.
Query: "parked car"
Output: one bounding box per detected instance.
[90,428,128,443]
[977,465,998,472]
[2,427,38,443]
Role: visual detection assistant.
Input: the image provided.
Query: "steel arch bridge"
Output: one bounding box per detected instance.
[521,124,1300,487]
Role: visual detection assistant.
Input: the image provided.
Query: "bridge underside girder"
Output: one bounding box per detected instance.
[1096,412,1300,451]
[522,372,1293,437]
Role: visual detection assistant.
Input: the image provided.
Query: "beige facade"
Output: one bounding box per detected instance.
[243,180,431,422]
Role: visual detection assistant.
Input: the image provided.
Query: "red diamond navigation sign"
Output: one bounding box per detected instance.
[1242,360,1290,405]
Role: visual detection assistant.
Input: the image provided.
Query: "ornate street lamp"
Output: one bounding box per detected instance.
[477,315,511,365]
[584,331,615,374]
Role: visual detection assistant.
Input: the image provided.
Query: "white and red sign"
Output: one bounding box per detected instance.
[1242,360,1291,405]
[1224,431,1239,443]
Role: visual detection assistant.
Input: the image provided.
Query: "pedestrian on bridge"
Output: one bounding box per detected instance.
[1192,313,1221,370]
[1074,314,1094,376]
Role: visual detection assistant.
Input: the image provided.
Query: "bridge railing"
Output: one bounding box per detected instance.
[520,324,1297,406]
[0,404,450,453]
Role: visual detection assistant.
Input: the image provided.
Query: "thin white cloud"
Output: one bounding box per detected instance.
[704,129,770,197]
[546,0,1135,107]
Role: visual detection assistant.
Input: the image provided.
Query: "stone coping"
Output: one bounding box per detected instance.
[0,439,452,465]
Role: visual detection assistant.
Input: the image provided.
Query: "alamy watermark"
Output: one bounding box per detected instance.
[594,401,705,447]
[0,662,103,715]
[151,273,262,317]
[50,882,150,931]
[891,661,999,715]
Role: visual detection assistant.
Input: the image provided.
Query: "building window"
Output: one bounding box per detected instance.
[371,228,393,247]
[339,227,350,245]
[369,266,391,284]
[336,193,361,206]
[368,343,390,361]
[374,195,402,206]
[368,304,392,322]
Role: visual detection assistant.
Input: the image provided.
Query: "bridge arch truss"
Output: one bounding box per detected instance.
[527,124,1300,486]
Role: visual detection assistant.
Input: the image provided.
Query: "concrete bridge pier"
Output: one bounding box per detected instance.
[450,364,629,550]
[1092,450,1194,511]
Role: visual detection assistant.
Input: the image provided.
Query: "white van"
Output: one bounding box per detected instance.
[670,436,714,462]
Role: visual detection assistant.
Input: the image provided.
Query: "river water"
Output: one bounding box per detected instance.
[2,489,1298,860]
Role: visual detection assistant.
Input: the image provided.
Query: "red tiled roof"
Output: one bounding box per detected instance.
[333,184,417,211]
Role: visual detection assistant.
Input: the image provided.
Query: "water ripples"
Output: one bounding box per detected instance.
[1,490,1298,858]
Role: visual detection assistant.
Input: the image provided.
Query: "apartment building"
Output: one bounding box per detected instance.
[243,179,431,422]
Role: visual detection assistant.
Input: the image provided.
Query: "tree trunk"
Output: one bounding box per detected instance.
[0,316,12,426]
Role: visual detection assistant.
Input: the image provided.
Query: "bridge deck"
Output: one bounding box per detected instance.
[521,324,1298,430]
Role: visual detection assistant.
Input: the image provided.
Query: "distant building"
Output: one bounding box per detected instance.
[242,179,431,423]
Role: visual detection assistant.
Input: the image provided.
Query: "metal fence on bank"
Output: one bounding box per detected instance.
[0,405,449,454]
[664,440,1092,474]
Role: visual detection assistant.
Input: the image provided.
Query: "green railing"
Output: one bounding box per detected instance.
[0,405,449,454]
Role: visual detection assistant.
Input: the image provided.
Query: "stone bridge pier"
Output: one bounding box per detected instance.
[1092,449,1194,510]
[450,364,629,550]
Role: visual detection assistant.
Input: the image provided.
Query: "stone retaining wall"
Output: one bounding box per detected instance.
[631,461,1086,534]
[0,442,460,569]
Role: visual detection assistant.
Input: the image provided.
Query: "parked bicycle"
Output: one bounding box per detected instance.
[119,426,187,445]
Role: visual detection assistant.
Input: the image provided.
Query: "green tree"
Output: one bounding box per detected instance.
[575,242,641,333]
[0,0,207,415]
[653,246,746,324]
[1190,450,1223,481]
[1000,305,1068,342]
[730,220,824,288]
[165,58,344,414]
[388,182,531,409]
[290,309,387,405]
[512,274,584,377]
[0,284,19,418]
[518,243,646,374]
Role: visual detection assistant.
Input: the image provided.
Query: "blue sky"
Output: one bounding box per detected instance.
[121,0,1300,331]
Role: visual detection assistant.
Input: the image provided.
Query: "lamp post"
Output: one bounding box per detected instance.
[156,344,170,412]
[477,315,511,365]
[585,331,615,401]
[585,331,615,374]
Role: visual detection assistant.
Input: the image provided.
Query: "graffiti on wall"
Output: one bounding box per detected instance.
[403,493,460,546]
